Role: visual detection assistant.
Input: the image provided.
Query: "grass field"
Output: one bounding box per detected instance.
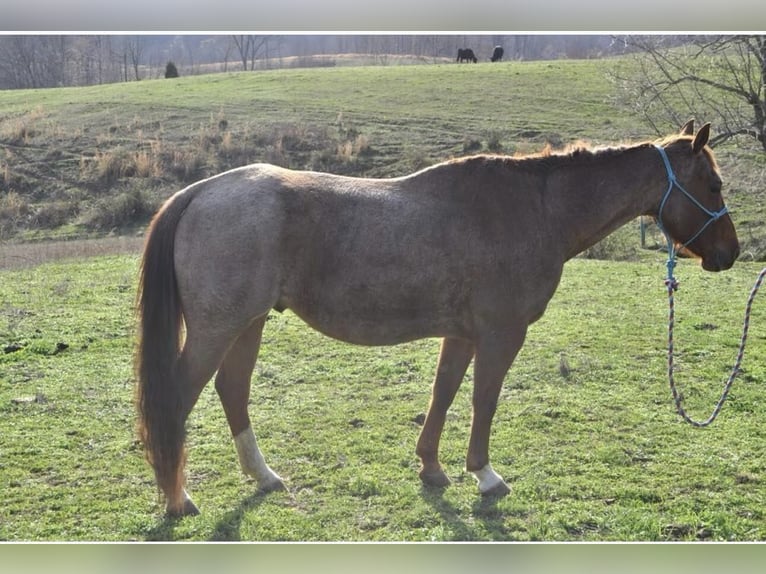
[2,253,765,541]
[2,55,766,542]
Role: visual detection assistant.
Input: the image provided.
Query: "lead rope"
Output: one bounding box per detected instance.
[665,266,766,427]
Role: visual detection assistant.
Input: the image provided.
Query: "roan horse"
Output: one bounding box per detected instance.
[136,121,739,516]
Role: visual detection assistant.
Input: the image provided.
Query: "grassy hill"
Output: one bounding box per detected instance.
[0,58,765,259]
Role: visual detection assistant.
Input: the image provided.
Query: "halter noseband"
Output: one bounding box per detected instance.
[654,144,728,288]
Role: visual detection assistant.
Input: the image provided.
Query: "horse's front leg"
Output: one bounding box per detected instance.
[215,316,285,494]
[416,337,474,488]
[467,325,528,497]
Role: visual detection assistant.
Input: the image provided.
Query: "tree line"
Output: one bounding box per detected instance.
[0,34,621,89]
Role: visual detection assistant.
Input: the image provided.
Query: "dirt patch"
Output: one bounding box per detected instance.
[0,236,144,269]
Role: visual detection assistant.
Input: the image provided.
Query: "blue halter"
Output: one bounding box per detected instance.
[654,144,728,288]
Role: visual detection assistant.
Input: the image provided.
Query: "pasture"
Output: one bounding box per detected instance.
[1,253,765,541]
[1,59,764,258]
[1,56,766,541]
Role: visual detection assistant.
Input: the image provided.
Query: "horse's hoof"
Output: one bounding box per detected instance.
[481,480,511,498]
[258,477,287,494]
[166,496,200,517]
[419,468,451,488]
[182,497,201,515]
[472,463,510,497]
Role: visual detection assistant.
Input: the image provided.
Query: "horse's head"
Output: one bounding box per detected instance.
[654,121,740,272]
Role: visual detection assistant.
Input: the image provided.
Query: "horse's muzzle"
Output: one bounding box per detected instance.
[702,244,740,272]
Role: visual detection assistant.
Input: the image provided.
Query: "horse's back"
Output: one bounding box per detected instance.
[170,163,476,342]
[170,161,555,345]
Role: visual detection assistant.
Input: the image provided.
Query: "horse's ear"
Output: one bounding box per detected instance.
[692,123,711,154]
[679,119,695,136]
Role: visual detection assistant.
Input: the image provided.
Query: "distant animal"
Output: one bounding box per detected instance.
[457,48,477,63]
[136,120,739,516]
[491,46,504,62]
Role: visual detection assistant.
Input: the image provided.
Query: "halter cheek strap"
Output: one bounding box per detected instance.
[654,144,728,289]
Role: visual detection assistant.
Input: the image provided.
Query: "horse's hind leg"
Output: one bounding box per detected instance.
[416,337,474,488]
[215,315,284,493]
[466,325,527,497]
[165,336,234,516]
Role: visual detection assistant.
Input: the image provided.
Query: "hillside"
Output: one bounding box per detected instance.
[0,58,764,260]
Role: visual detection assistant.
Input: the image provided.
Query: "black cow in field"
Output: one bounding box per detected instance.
[490,46,504,62]
[457,48,477,63]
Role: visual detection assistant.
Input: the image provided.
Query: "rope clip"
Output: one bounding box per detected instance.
[665,277,679,292]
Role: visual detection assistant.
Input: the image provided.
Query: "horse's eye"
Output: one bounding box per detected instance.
[711,178,722,194]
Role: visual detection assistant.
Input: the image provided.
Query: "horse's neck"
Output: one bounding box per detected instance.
[549,145,664,261]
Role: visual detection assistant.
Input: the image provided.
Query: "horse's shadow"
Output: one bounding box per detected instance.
[207,489,273,541]
[143,483,509,541]
[419,483,512,541]
[142,488,273,541]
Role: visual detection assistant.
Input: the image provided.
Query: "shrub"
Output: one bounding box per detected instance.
[0,108,44,146]
[165,61,179,79]
[463,137,482,154]
[0,191,29,238]
[167,149,207,182]
[132,150,161,178]
[31,200,79,229]
[216,131,257,171]
[486,130,504,153]
[92,150,133,184]
[80,188,157,230]
[336,134,372,163]
[273,123,315,152]
[2,119,35,146]
[88,148,161,184]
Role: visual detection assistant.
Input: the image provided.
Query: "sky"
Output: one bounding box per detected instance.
[2,0,762,32]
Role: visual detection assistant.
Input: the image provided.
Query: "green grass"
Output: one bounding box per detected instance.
[0,61,626,153]
[2,253,766,541]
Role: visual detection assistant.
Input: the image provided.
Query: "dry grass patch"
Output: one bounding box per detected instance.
[0,192,30,239]
[0,106,47,146]
[0,236,144,269]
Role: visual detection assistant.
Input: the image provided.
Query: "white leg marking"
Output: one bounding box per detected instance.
[234,426,283,489]
[472,463,504,494]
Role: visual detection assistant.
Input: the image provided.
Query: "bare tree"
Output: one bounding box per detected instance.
[0,36,39,88]
[200,36,233,73]
[96,36,123,85]
[615,35,766,152]
[231,35,271,71]
[0,35,72,88]
[125,36,145,81]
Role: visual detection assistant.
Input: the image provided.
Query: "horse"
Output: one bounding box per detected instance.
[490,46,504,62]
[456,48,478,63]
[136,121,739,516]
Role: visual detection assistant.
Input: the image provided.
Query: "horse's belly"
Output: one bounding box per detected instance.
[282,292,471,346]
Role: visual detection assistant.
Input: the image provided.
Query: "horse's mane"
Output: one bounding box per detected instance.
[435,132,714,175]
[438,141,650,173]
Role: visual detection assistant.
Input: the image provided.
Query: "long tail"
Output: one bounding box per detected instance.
[135,187,199,510]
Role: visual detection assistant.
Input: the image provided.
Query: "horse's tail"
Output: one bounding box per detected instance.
[135,186,199,510]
